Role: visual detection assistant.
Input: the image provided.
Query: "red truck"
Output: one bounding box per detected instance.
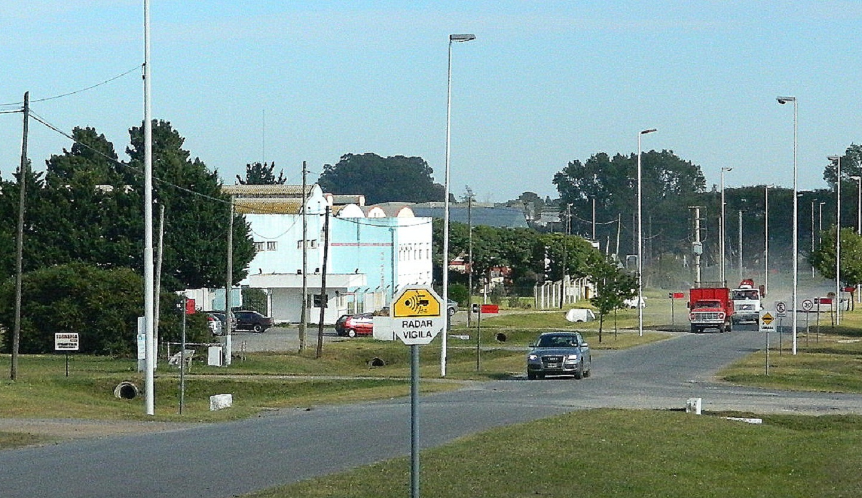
[688,287,734,333]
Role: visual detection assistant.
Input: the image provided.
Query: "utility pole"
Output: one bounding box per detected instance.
[154,204,165,364]
[466,186,474,327]
[299,161,308,353]
[11,91,29,381]
[689,206,703,287]
[316,206,330,359]
[560,204,571,308]
[225,199,234,365]
[738,210,743,282]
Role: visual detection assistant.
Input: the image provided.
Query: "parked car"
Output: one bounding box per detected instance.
[335,313,374,337]
[447,299,458,317]
[526,331,591,380]
[203,310,236,333]
[205,312,223,336]
[233,310,273,333]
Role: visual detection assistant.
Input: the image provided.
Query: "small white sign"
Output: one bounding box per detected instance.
[54,333,79,351]
[775,301,787,317]
[802,299,813,311]
[393,317,444,345]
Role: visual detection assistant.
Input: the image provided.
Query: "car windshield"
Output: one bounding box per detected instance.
[536,335,577,348]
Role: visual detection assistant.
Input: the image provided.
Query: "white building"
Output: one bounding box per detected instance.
[223,184,432,324]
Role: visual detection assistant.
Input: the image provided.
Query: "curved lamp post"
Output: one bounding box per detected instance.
[441,33,475,377]
[637,128,656,337]
[777,96,798,354]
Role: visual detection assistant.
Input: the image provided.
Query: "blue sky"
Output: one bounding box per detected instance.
[2,1,862,203]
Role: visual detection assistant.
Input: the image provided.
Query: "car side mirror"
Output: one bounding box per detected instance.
[580,342,588,348]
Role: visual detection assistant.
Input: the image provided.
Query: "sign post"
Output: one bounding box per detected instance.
[54,333,79,377]
[760,311,775,376]
[390,286,444,498]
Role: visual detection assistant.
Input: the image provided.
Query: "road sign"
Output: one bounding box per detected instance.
[759,311,775,332]
[54,333,79,351]
[393,287,442,318]
[480,304,499,314]
[391,286,444,345]
[775,301,786,317]
[802,299,813,311]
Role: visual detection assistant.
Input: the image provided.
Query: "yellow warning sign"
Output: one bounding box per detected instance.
[393,288,441,318]
[761,312,774,325]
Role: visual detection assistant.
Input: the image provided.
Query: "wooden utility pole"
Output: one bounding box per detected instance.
[11,91,29,381]
[299,161,308,353]
[466,186,474,327]
[316,206,331,359]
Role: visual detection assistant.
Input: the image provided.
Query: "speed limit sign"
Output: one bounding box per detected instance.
[802,299,813,311]
[775,301,787,317]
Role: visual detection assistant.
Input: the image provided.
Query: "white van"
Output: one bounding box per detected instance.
[565,308,596,323]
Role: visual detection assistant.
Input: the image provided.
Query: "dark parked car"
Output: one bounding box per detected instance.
[335,313,374,337]
[234,310,273,333]
[526,331,591,380]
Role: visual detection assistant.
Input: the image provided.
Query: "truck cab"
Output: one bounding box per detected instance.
[730,279,762,324]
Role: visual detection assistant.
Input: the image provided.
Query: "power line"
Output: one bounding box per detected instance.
[0,66,142,108]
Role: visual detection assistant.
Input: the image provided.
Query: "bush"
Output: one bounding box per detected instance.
[0,263,208,356]
[447,283,469,306]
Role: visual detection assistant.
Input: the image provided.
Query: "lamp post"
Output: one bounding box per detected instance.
[811,199,817,278]
[764,185,770,297]
[637,128,657,337]
[829,155,842,324]
[720,167,732,286]
[441,33,475,377]
[777,96,798,354]
[851,175,861,304]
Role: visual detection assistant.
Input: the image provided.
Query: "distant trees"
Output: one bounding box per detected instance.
[318,153,444,204]
[236,161,286,185]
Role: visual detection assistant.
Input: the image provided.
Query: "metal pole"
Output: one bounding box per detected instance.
[777,96,798,355]
[225,199,233,365]
[143,0,155,415]
[300,162,308,353]
[738,209,743,282]
[441,33,475,377]
[180,295,186,415]
[832,156,841,325]
[765,186,769,297]
[410,344,420,498]
[637,129,656,337]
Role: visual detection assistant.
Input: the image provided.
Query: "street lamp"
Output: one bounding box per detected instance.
[720,167,733,286]
[777,96,798,355]
[829,155,842,324]
[851,175,861,304]
[637,128,657,337]
[764,186,771,297]
[441,33,475,377]
[811,199,817,278]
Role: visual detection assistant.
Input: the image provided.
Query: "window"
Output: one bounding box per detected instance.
[266,241,277,251]
[296,239,319,249]
[254,241,265,252]
[312,293,328,308]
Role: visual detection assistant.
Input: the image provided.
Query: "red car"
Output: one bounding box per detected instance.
[335,313,374,337]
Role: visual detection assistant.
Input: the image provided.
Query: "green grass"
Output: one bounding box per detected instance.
[247,408,862,498]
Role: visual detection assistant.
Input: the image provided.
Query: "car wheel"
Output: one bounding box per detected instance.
[537,373,545,380]
[527,371,536,380]
[448,307,455,317]
[583,360,592,378]
[348,329,357,338]
[253,324,263,333]
[574,360,584,380]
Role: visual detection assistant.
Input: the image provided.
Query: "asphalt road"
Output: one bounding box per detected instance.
[2,328,861,498]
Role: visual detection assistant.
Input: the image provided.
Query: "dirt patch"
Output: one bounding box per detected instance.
[0,418,203,442]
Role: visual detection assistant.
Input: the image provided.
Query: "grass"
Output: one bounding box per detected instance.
[247,408,862,498]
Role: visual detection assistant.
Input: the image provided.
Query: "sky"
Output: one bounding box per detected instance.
[2,1,862,204]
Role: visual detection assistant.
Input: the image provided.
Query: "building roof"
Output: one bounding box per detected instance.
[222,184,314,198]
[411,204,528,228]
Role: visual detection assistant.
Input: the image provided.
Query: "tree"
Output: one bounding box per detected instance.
[126,120,255,290]
[236,162,286,185]
[589,257,637,343]
[809,227,862,310]
[318,153,444,204]
[553,150,706,262]
[0,263,209,355]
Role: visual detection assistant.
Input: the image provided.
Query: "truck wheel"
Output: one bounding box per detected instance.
[690,325,698,333]
[719,324,725,333]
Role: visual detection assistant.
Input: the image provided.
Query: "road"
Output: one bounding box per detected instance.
[2,328,861,498]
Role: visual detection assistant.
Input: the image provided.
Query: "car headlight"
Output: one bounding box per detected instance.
[567,354,579,360]
[528,354,538,361]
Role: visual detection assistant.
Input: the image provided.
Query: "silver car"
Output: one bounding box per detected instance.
[526,331,592,380]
